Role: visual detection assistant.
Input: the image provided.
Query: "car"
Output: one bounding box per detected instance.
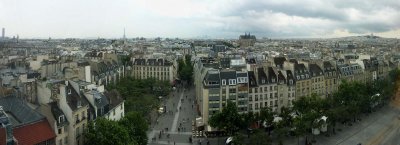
[158,107,164,114]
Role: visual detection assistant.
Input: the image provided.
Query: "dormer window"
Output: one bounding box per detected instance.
[58,115,65,124]
[229,79,236,85]
[306,74,309,78]
[222,79,226,85]
[261,79,265,84]
[297,76,300,80]
[289,80,293,85]
[272,78,275,83]
[77,101,82,108]
[68,89,71,95]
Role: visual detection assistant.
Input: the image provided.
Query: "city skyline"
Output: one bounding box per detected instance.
[1,0,399,39]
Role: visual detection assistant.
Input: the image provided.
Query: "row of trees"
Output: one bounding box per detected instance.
[209,69,400,145]
[85,112,149,145]
[178,55,193,84]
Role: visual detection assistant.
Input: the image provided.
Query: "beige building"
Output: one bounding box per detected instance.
[128,58,177,83]
[309,64,325,98]
[284,60,312,99]
[321,61,338,97]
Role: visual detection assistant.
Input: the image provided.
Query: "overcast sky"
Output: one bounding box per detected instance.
[1,0,399,39]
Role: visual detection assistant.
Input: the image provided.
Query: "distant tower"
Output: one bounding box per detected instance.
[123,28,126,40]
[1,28,4,39]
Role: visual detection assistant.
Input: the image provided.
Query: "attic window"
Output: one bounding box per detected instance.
[222,79,226,85]
[261,79,265,83]
[68,89,71,95]
[289,80,293,85]
[58,115,65,124]
[229,79,236,85]
[77,101,82,108]
[272,78,275,83]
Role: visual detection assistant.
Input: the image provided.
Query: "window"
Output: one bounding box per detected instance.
[249,104,253,110]
[229,79,236,85]
[58,128,62,134]
[249,95,253,101]
[58,115,65,124]
[222,79,226,85]
[255,95,258,101]
[260,102,263,108]
[289,80,293,85]
[229,88,236,93]
[255,103,259,110]
[59,139,62,145]
[255,88,258,93]
[68,89,71,95]
[237,77,248,83]
[113,109,116,115]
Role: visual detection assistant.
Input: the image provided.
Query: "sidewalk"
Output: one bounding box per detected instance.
[278,105,400,145]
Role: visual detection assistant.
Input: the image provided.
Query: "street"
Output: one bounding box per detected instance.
[148,86,198,145]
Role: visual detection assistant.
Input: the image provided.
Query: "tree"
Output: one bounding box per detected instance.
[209,101,243,135]
[85,118,135,145]
[178,55,194,84]
[119,112,149,145]
[274,106,292,144]
[259,107,275,135]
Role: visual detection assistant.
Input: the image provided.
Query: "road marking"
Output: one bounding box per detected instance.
[171,91,184,132]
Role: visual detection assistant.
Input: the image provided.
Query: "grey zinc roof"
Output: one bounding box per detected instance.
[0,96,44,127]
[309,64,323,77]
[257,68,268,85]
[236,72,247,77]
[92,90,109,109]
[220,70,236,80]
[248,71,257,87]
[49,102,68,126]
[204,70,220,82]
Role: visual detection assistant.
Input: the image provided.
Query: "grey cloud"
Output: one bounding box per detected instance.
[201,0,400,37]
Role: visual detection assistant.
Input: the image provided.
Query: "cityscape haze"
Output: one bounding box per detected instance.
[0,0,400,39]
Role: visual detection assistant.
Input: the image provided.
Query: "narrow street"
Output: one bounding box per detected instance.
[147,86,197,145]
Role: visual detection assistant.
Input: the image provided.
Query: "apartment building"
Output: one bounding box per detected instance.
[291,61,312,98]
[309,64,325,98]
[322,61,338,97]
[248,67,279,112]
[128,58,176,83]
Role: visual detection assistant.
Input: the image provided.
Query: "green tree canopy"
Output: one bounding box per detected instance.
[85,118,135,145]
[119,112,149,145]
[209,101,243,135]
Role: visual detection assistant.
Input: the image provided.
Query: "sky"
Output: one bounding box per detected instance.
[0,0,399,39]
